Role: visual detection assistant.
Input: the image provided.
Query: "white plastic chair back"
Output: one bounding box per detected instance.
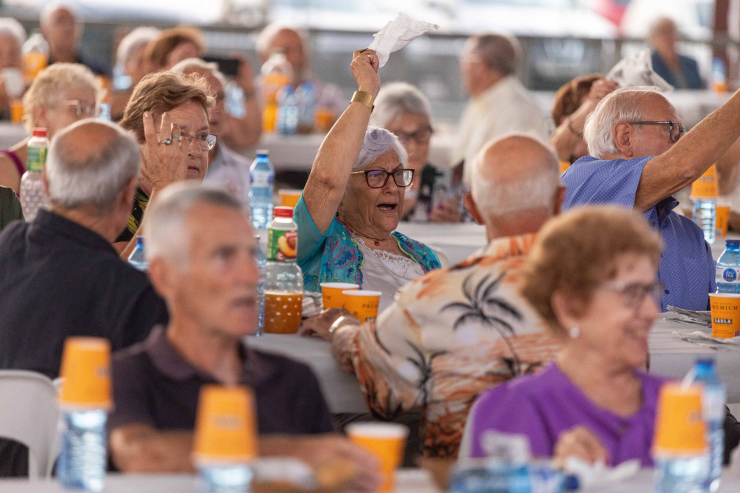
[0,370,59,477]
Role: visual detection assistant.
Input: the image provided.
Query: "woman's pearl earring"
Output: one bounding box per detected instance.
[569,326,580,339]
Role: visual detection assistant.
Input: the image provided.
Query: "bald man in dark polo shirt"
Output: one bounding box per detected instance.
[108,183,381,492]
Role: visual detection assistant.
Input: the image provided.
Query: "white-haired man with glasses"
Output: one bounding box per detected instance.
[562,85,740,311]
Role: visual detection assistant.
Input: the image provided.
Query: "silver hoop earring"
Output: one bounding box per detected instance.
[569,326,580,339]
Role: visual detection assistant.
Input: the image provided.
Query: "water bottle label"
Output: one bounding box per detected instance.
[716,266,740,284]
[251,173,273,188]
[268,229,297,262]
[704,390,726,421]
[27,146,47,172]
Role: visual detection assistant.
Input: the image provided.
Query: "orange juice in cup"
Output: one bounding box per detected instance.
[321,282,359,309]
[9,100,23,125]
[709,293,740,338]
[343,290,381,323]
[264,290,303,334]
[347,423,408,493]
[279,189,303,208]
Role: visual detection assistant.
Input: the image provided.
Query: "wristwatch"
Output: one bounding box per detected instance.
[329,315,361,336]
[351,91,375,112]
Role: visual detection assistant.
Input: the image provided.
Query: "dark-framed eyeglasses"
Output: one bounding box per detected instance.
[350,168,415,188]
[601,280,664,309]
[392,126,433,145]
[627,121,685,143]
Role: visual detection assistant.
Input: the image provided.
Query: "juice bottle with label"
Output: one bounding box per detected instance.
[264,207,303,334]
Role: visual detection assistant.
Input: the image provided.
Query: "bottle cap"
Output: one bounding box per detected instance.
[32,128,47,137]
[256,150,269,156]
[136,236,144,246]
[274,206,294,218]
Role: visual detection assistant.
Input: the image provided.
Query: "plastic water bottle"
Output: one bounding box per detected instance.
[693,198,717,244]
[128,237,147,271]
[249,150,274,229]
[226,81,246,119]
[57,409,107,492]
[712,57,728,93]
[198,464,254,493]
[97,103,111,121]
[716,240,740,294]
[254,235,266,337]
[276,85,299,135]
[261,51,293,133]
[296,82,315,134]
[20,128,50,221]
[654,454,710,493]
[692,359,726,492]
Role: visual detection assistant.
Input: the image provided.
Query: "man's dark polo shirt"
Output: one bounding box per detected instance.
[109,327,335,435]
[0,209,168,379]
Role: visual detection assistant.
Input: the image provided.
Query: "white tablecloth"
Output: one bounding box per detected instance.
[248,333,368,414]
[649,314,740,403]
[0,469,441,492]
[580,468,740,492]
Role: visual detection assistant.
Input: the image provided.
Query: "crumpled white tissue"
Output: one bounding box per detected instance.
[564,457,641,488]
[607,49,673,91]
[368,12,439,68]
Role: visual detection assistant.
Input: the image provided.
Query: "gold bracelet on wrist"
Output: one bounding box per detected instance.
[351,91,375,112]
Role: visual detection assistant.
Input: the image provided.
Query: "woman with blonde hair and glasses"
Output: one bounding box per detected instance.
[0,63,98,194]
[115,70,215,258]
[463,206,666,466]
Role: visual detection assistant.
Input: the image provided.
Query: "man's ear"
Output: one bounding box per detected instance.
[553,186,567,216]
[147,257,175,302]
[463,192,484,225]
[612,122,634,157]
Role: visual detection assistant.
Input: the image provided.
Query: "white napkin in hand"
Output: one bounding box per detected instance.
[606,49,673,91]
[564,458,640,488]
[368,12,439,68]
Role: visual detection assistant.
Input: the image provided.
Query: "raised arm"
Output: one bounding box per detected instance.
[302,50,380,234]
[635,90,740,211]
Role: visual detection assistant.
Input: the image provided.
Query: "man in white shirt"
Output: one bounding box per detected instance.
[452,34,548,186]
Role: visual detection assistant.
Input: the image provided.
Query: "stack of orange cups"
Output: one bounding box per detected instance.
[58,337,113,411]
[653,383,707,461]
[278,189,303,208]
[193,385,258,466]
[320,282,359,309]
[347,423,408,493]
[716,198,731,239]
[343,290,382,323]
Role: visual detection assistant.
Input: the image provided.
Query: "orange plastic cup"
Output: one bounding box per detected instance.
[716,205,731,238]
[193,385,258,465]
[58,337,112,410]
[321,282,359,309]
[709,293,740,338]
[316,108,335,133]
[691,164,719,199]
[343,290,381,323]
[559,161,570,174]
[9,100,23,125]
[347,423,408,493]
[279,189,303,208]
[653,383,707,457]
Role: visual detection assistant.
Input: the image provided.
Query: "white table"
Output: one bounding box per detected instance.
[580,468,740,492]
[247,333,368,414]
[0,469,441,492]
[395,222,487,267]
[649,314,740,403]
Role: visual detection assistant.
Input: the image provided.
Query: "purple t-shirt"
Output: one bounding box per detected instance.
[468,363,666,467]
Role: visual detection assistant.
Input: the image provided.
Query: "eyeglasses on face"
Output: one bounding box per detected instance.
[350,168,415,188]
[63,100,96,118]
[155,130,218,151]
[392,126,433,145]
[601,280,664,309]
[627,121,685,143]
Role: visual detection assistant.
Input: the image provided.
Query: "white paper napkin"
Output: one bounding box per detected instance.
[564,458,641,488]
[368,12,439,68]
[606,49,673,91]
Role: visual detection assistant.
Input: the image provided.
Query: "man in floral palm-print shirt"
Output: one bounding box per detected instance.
[302,134,566,458]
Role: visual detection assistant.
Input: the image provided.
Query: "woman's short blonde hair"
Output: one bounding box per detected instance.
[119,70,215,144]
[22,63,99,133]
[146,26,204,70]
[520,206,662,336]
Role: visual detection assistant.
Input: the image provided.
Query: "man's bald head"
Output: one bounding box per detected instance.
[471,134,560,220]
[45,119,140,213]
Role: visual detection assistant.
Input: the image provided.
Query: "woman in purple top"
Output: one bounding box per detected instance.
[465,206,665,467]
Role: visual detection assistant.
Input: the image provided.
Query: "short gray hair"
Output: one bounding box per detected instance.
[583,86,669,158]
[46,119,140,212]
[472,33,520,76]
[0,18,26,51]
[370,82,433,129]
[170,57,227,92]
[352,127,408,172]
[116,27,159,66]
[144,183,245,266]
[471,133,560,217]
